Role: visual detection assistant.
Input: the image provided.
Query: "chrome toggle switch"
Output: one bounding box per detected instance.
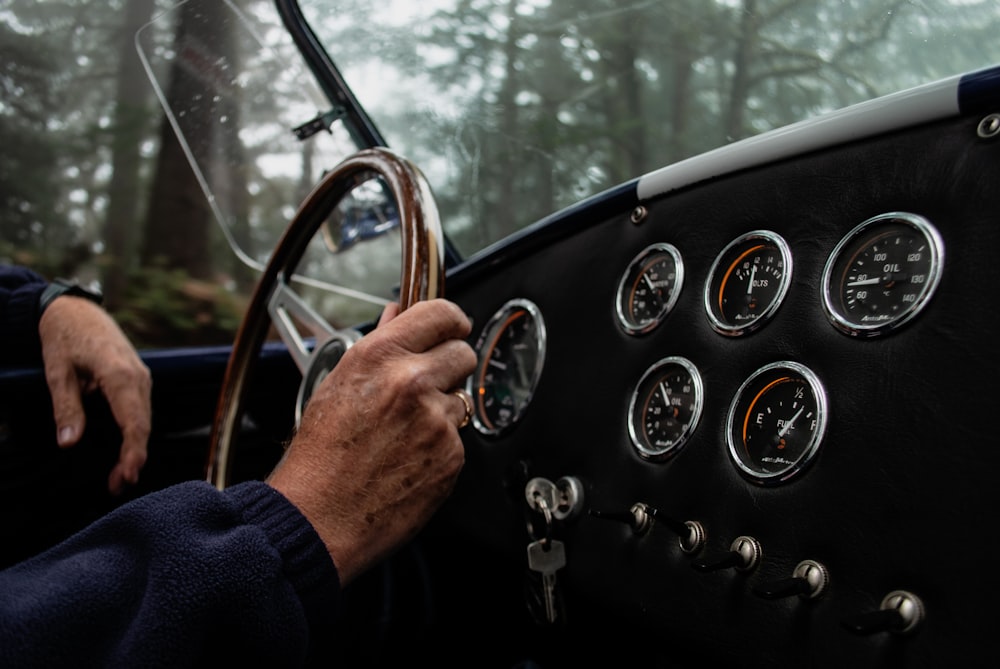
[692,535,762,573]
[753,559,830,600]
[842,590,925,635]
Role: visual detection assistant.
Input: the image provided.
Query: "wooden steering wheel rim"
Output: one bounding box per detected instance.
[206,147,445,489]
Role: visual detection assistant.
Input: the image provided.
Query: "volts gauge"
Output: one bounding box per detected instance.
[615,243,684,335]
[822,212,944,337]
[705,230,792,336]
[726,361,827,485]
[627,356,704,461]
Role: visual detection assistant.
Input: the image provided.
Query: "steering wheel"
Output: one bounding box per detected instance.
[207,147,445,489]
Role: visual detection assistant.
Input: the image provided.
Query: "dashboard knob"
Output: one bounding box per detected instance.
[588,503,705,552]
[692,535,762,572]
[842,590,925,635]
[589,502,659,535]
[753,559,829,600]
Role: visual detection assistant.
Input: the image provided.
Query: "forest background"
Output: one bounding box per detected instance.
[2,0,998,347]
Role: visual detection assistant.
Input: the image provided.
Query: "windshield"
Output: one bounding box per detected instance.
[2,0,998,350]
[298,0,1000,258]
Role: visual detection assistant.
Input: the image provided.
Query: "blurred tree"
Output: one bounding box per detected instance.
[0,2,74,268]
[141,0,233,282]
[103,0,157,309]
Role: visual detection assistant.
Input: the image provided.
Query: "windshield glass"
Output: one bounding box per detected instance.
[299,0,1000,258]
[2,0,998,350]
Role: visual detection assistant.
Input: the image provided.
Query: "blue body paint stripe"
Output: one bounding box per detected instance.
[958,64,1000,114]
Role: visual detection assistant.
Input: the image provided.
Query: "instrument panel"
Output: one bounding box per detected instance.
[444,104,1000,668]
[468,211,941,485]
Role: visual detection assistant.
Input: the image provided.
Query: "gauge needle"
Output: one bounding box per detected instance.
[643,273,657,292]
[747,264,757,294]
[847,277,882,287]
[659,381,680,419]
[778,406,804,438]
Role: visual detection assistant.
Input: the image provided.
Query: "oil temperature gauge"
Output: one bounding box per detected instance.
[822,212,944,337]
[628,356,704,461]
[705,230,792,336]
[615,243,684,335]
[469,299,546,436]
[726,361,827,485]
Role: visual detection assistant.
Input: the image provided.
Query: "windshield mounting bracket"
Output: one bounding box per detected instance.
[292,107,347,141]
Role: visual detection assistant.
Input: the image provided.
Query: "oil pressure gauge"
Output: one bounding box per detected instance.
[615,243,684,335]
[822,212,944,337]
[705,230,792,336]
[726,361,827,485]
[627,356,704,461]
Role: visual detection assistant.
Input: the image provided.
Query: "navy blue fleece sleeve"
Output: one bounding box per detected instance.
[0,264,47,366]
[0,480,341,667]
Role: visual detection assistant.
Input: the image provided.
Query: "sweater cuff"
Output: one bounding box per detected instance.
[0,274,46,365]
[224,481,341,632]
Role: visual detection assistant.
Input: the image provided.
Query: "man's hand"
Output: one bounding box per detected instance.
[38,296,152,495]
[267,298,477,585]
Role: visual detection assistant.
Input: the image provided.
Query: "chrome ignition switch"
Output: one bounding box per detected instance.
[524,476,584,521]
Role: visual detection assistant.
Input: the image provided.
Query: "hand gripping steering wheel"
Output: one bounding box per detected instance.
[207,147,445,489]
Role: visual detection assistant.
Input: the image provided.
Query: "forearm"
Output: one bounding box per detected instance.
[0,480,341,667]
[0,265,47,365]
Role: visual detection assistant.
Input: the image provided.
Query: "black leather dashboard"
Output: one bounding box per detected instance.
[438,107,1000,667]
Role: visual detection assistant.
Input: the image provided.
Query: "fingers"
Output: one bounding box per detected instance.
[377,301,400,326]
[101,370,152,494]
[107,442,149,496]
[377,299,472,353]
[45,361,87,448]
[39,296,152,495]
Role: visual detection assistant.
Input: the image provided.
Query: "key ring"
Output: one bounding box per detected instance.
[529,492,554,549]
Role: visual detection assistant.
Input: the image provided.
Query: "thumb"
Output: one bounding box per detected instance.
[46,361,87,448]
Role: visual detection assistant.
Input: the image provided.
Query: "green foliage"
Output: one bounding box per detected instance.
[113,262,245,349]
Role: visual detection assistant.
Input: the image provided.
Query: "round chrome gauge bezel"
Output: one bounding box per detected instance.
[726,361,828,486]
[821,212,944,338]
[615,242,685,335]
[704,230,792,337]
[468,298,547,437]
[627,356,704,461]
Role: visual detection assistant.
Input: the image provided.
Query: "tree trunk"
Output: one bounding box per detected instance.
[103,0,157,309]
[141,0,238,281]
[725,0,759,143]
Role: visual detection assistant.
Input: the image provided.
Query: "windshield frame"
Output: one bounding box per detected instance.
[275,0,466,267]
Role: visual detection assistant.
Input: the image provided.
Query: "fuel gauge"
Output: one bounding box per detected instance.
[726,361,827,485]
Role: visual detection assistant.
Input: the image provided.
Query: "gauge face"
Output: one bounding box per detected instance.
[615,243,684,335]
[628,356,704,461]
[705,230,792,336]
[469,299,546,436]
[726,361,827,485]
[822,212,944,337]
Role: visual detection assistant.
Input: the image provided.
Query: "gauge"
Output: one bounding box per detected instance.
[469,299,546,436]
[704,230,792,336]
[822,212,944,337]
[615,243,684,335]
[726,361,827,485]
[627,356,703,461]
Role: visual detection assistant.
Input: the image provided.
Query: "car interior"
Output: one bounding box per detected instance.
[2,1,999,667]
